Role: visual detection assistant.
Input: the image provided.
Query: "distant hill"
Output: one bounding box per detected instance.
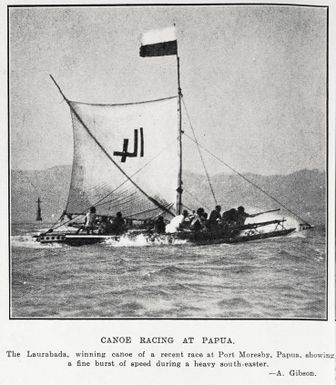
[10,166,326,225]
[183,169,326,226]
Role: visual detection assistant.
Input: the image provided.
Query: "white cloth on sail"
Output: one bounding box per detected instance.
[166,215,186,233]
[66,96,178,220]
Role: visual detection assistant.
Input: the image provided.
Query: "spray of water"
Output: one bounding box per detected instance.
[12,210,304,250]
[103,233,188,248]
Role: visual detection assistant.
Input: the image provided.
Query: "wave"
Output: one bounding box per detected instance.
[278,249,295,257]
[288,231,306,238]
[144,265,189,279]
[217,297,253,309]
[103,233,188,248]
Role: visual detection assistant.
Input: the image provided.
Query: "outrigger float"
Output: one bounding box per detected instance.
[35,27,311,246]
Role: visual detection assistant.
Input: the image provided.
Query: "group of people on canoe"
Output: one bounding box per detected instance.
[76,204,258,235]
[164,205,258,234]
[77,206,126,235]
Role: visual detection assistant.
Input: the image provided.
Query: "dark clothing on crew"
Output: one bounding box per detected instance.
[98,217,114,235]
[222,209,238,226]
[236,212,249,226]
[190,208,206,231]
[208,206,222,231]
[190,215,204,231]
[209,210,221,224]
[155,216,166,234]
[236,206,253,226]
[112,214,125,235]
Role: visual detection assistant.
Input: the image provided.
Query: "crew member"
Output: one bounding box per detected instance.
[78,206,97,234]
[208,205,222,230]
[112,211,126,234]
[165,210,189,233]
[98,216,114,235]
[154,216,166,234]
[190,208,206,231]
[222,208,238,226]
[236,206,258,226]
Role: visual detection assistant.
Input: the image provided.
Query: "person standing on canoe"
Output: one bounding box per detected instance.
[84,206,97,234]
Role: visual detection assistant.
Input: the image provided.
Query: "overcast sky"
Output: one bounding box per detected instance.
[9,5,327,175]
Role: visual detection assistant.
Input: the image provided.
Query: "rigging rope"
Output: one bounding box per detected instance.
[182,97,218,206]
[149,203,175,221]
[184,189,211,212]
[184,133,311,226]
[93,141,175,209]
[128,202,175,220]
[181,203,194,212]
[45,146,175,233]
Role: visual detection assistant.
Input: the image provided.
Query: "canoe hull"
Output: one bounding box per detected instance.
[37,233,119,246]
[177,228,296,246]
[36,228,296,246]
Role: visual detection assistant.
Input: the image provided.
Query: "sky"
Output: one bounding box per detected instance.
[9,4,327,175]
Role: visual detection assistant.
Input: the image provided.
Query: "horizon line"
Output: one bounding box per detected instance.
[10,164,326,178]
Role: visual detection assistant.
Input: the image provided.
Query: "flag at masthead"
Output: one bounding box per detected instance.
[139,26,177,57]
[140,26,183,215]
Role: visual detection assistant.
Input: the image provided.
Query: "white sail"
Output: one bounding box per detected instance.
[65,96,178,220]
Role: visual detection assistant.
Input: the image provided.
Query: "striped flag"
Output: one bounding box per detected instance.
[140,26,177,57]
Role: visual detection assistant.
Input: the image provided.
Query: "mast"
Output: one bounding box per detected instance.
[176,51,183,215]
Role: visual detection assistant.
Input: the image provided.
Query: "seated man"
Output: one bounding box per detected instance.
[208,205,222,231]
[190,208,206,231]
[236,206,259,226]
[98,216,115,235]
[154,216,166,234]
[112,212,126,235]
[222,208,238,226]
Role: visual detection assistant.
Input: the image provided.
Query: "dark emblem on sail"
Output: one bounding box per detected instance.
[113,127,144,162]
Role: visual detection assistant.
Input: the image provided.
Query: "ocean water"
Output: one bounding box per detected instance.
[10,222,326,319]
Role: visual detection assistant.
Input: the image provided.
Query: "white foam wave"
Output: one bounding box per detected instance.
[103,233,188,247]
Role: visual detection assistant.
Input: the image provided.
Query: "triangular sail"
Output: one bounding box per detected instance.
[65,96,178,220]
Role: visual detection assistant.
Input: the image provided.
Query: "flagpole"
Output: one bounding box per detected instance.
[176,51,183,215]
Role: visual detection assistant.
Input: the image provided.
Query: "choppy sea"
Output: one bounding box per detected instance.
[10,222,326,319]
